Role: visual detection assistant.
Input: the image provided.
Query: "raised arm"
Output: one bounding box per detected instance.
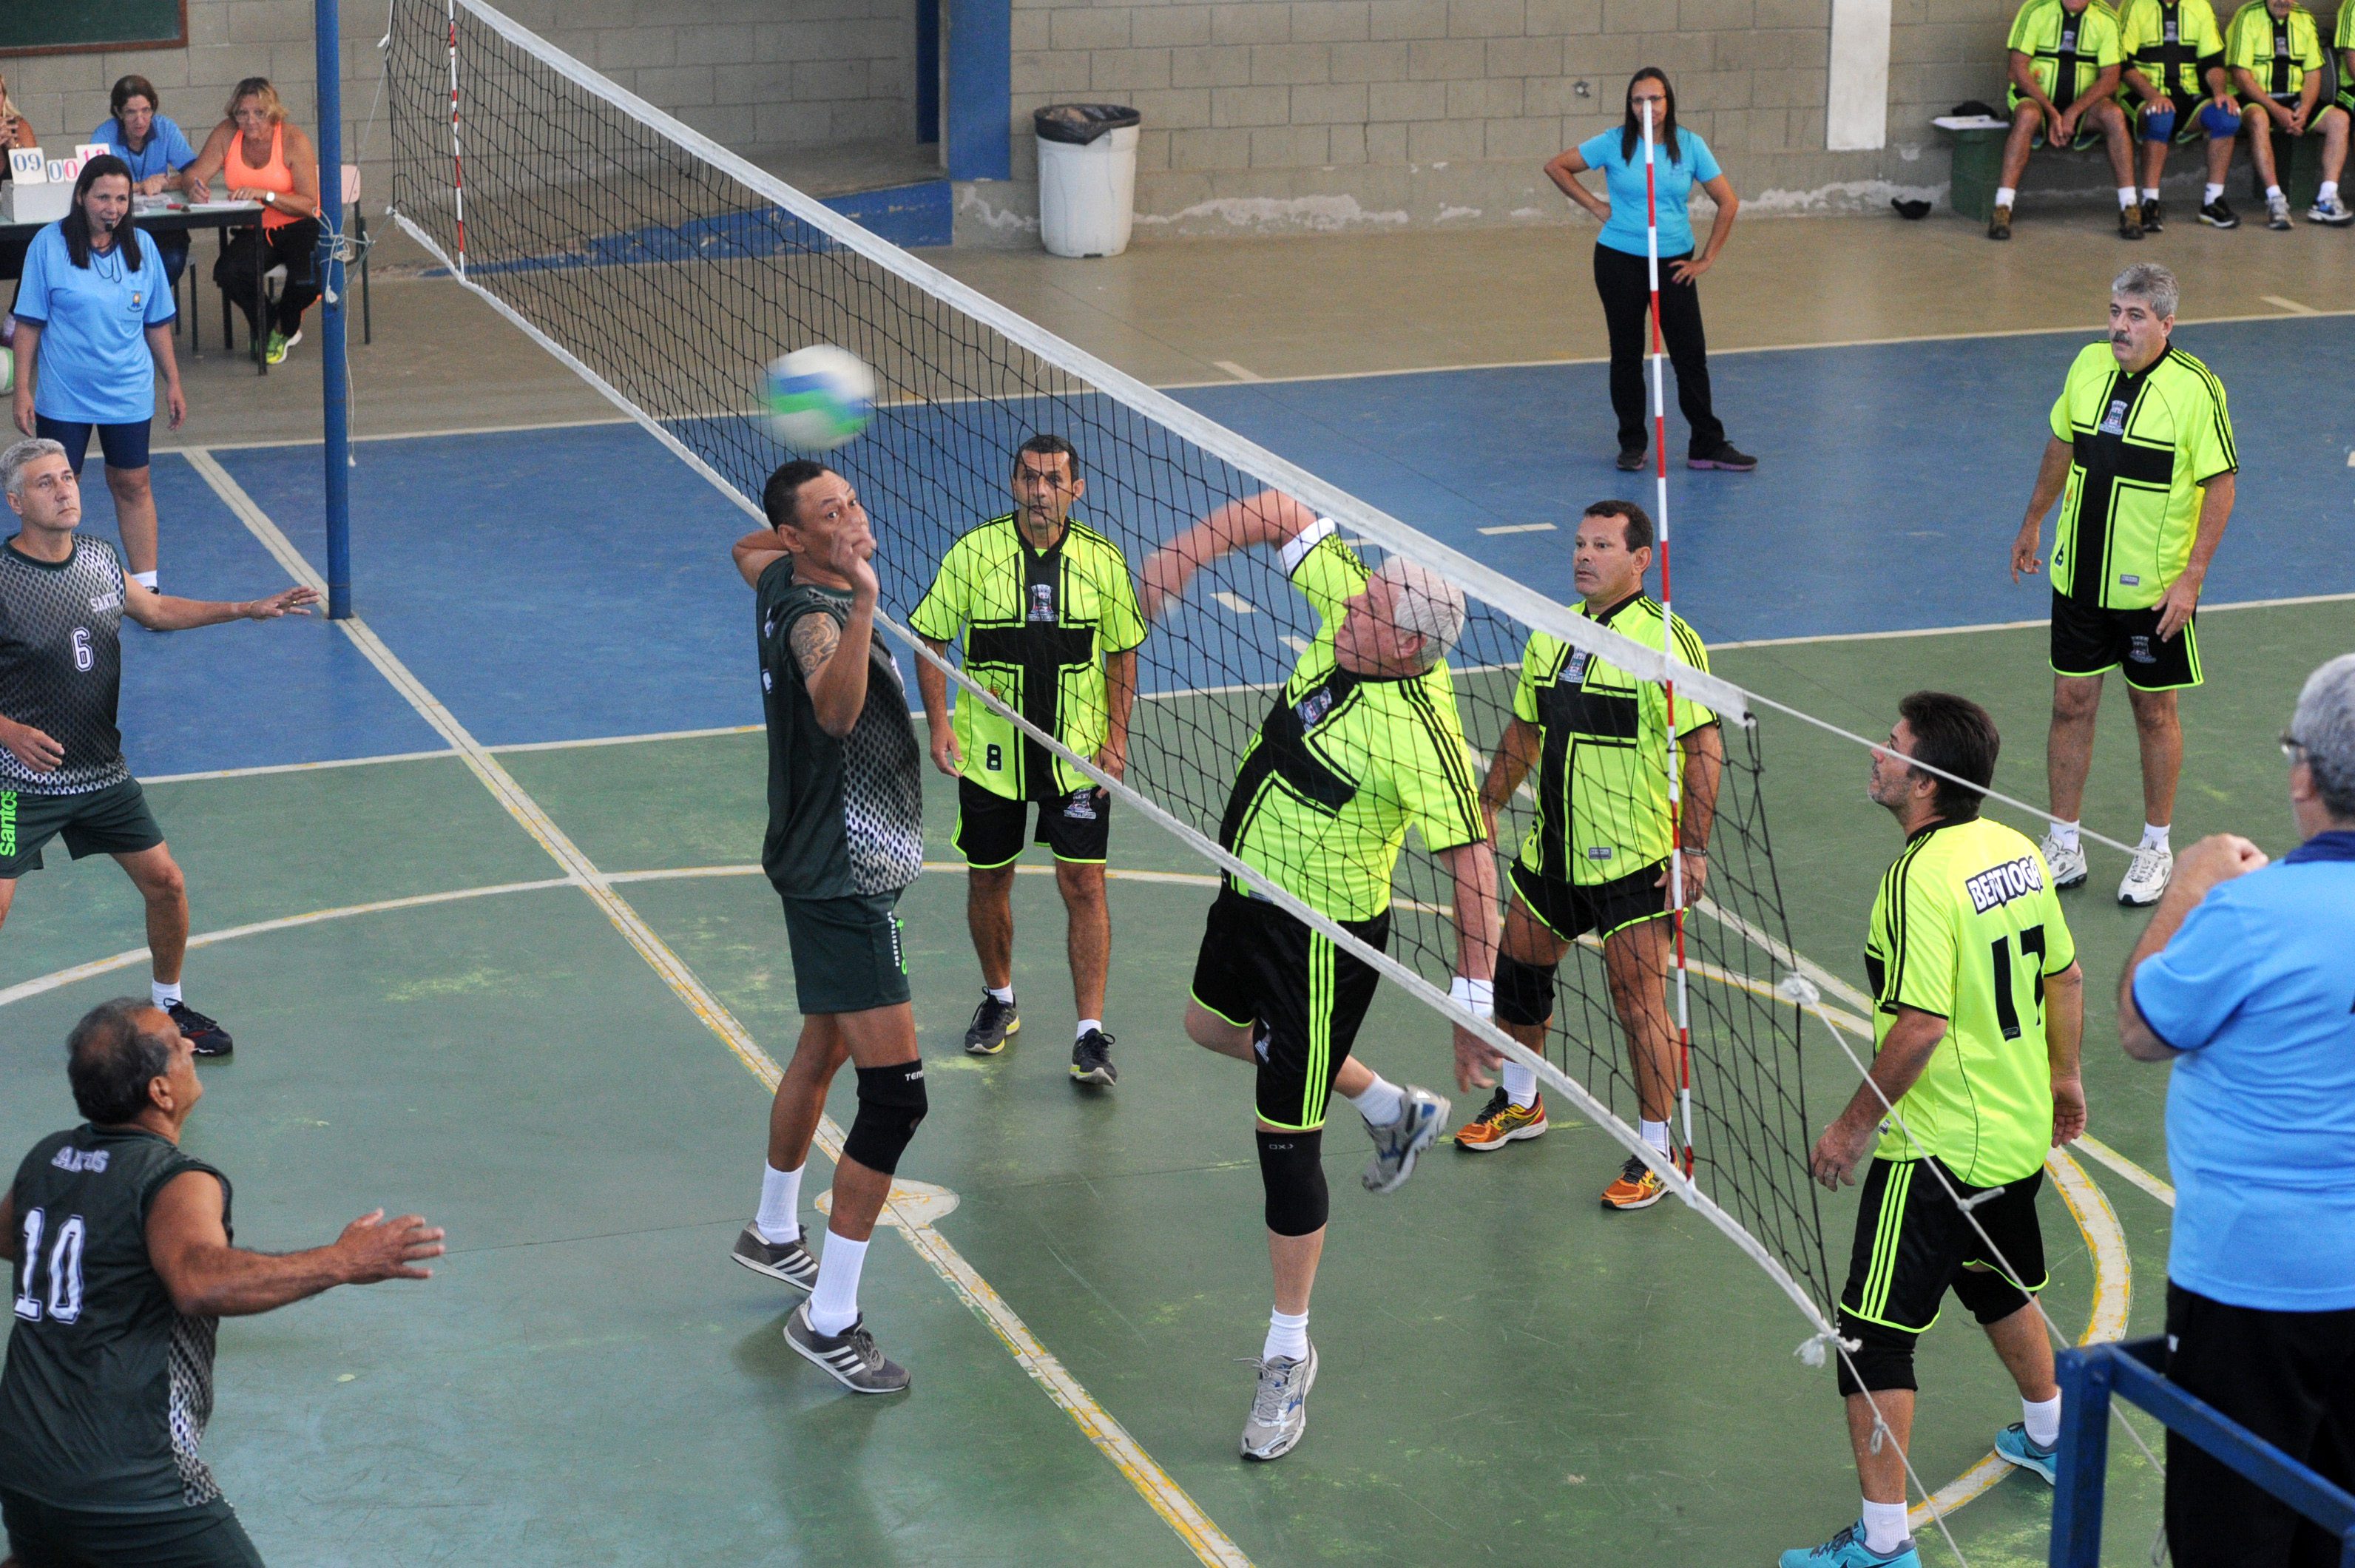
[1139,490,1322,621]
[145,1169,442,1319]
[733,527,789,589]
[122,578,317,632]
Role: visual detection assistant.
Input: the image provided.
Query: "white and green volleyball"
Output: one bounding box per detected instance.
[763,345,874,452]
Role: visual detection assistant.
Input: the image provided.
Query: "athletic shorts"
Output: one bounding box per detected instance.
[779,890,910,1016]
[2243,92,2327,132]
[1839,1158,2048,1344]
[34,412,152,473]
[954,775,1109,867]
[2163,1282,2355,1568]
[2012,93,2109,149]
[1,1490,264,1568]
[1189,886,1388,1132]
[2050,589,2202,689]
[1510,858,1669,944]
[0,777,165,877]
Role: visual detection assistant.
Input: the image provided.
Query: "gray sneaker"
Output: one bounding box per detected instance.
[783,1302,910,1394]
[1240,1344,1318,1461]
[1362,1084,1450,1193]
[964,993,1020,1055]
[730,1222,817,1291]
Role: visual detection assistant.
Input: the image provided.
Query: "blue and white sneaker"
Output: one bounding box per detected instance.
[1240,1343,1317,1461]
[1361,1084,1450,1193]
[1996,1420,2059,1484]
[1778,1521,1922,1568]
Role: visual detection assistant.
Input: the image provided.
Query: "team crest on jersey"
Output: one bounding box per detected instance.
[1295,685,1336,729]
[50,1146,109,1173]
[1559,648,1592,686]
[1028,583,1056,622]
[2163,17,2177,40]
[2098,399,2129,436]
[1965,854,2044,914]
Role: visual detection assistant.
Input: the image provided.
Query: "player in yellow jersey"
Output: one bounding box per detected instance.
[1782,694,2086,1568]
[2115,0,2240,230]
[1993,0,2141,240]
[2223,0,2343,228]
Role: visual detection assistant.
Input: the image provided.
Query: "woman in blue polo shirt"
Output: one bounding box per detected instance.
[1543,68,1753,474]
[7,156,183,589]
[92,75,202,289]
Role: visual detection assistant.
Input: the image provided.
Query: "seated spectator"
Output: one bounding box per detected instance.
[185,78,321,365]
[0,71,40,283]
[2317,0,2355,222]
[1993,0,2143,240]
[90,76,203,290]
[2224,0,2349,227]
[2118,0,2243,229]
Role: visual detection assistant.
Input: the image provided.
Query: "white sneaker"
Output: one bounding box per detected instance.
[2040,831,2089,891]
[1240,1344,1317,1461]
[2308,195,2355,226]
[2267,195,2294,230]
[2118,843,2173,906]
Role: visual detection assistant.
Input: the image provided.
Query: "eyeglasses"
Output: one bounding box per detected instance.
[2281,730,2308,760]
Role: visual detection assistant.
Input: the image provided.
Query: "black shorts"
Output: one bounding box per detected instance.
[1,1490,264,1568]
[780,890,910,1016]
[1839,1157,2047,1348]
[2050,589,2202,690]
[35,411,153,473]
[1510,858,1669,944]
[1189,886,1388,1132]
[2164,1283,2355,1568]
[0,778,166,878]
[954,776,1110,867]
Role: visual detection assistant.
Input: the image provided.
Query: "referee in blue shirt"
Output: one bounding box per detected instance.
[2121,650,2355,1568]
[91,76,203,290]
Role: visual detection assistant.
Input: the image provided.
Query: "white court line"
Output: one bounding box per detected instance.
[1477,522,1557,535]
[141,748,453,785]
[1211,592,1256,615]
[486,723,762,754]
[1211,359,1260,382]
[178,449,1254,1568]
[2260,295,2317,315]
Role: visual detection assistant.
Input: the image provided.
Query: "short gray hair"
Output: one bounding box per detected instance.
[1371,555,1467,668]
[2112,262,2180,322]
[2291,652,2355,820]
[1,438,68,499]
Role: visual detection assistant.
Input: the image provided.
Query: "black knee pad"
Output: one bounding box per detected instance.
[842,1061,928,1175]
[1494,951,1558,1027]
[1952,1261,2038,1326]
[1836,1311,1920,1397]
[1256,1129,1328,1237]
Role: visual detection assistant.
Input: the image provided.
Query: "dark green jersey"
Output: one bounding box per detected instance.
[1,1125,231,1512]
[756,561,925,901]
[2048,341,2235,611]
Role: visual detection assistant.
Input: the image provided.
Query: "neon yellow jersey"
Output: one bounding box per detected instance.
[2225,0,2323,98]
[2048,340,2236,611]
[2119,0,2227,98]
[1218,521,1485,922]
[1865,817,2079,1186]
[1510,594,1717,888]
[2007,0,2126,107]
[908,513,1145,801]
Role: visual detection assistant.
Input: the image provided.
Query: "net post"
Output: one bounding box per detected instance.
[2049,1343,2115,1568]
[317,0,352,618]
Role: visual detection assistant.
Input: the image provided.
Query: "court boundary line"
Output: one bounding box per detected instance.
[177,447,1257,1568]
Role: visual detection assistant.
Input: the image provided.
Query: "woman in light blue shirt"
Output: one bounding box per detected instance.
[92,75,203,289]
[1544,69,1751,474]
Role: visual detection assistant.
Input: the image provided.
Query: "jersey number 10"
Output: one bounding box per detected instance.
[1989,925,2049,1041]
[11,1207,88,1325]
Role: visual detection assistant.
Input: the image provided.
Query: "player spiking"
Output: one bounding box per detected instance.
[1460,500,1723,1210]
[1141,491,1496,1462]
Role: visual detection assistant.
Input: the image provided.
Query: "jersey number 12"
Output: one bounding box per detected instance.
[11,1207,88,1325]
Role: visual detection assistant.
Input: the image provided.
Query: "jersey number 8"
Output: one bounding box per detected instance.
[11,1207,88,1325]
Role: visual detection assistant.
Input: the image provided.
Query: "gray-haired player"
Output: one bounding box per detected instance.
[0,439,316,1057]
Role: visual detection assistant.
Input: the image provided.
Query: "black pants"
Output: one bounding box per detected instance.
[1592,242,1726,458]
[2165,1283,2355,1568]
[214,219,322,339]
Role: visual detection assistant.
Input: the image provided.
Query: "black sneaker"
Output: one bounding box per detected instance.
[2199,197,2239,229]
[2141,197,2164,232]
[729,1223,817,1291]
[1688,442,1757,472]
[783,1303,910,1394]
[2118,205,2144,240]
[1070,1027,1117,1087]
[167,1001,232,1058]
[1615,446,1646,472]
[963,993,1019,1055]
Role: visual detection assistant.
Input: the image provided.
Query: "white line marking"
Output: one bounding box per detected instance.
[2260,294,2317,315]
[180,448,1254,1568]
[486,723,761,754]
[154,412,638,455]
[1476,521,1557,535]
[140,748,453,784]
[1281,635,1309,653]
[1212,359,1261,382]
[1212,592,1256,615]
[2073,1134,2175,1207]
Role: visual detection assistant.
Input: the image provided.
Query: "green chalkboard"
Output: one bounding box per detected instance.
[1,0,188,58]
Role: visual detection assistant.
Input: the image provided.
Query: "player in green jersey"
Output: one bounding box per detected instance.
[2010,263,2235,908]
[1,1000,440,1567]
[1460,500,1724,1213]
[911,435,1145,1084]
[1783,695,2086,1568]
[1141,490,1497,1463]
[2115,0,2240,230]
[1993,0,2141,240]
[2223,0,2344,227]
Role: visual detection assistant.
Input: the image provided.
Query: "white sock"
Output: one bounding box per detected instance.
[805,1230,868,1336]
[1501,1060,1538,1109]
[2205,181,2226,203]
[1640,1118,1672,1155]
[1994,185,2016,208]
[2266,183,2283,200]
[754,1162,803,1243]
[1860,1498,1910,1555]
[1075,1018,1101,1041]
[2141,186,2160,201]
[1263,1307,1310,1363]
[985,984,1013,1005]
[151,979,182,1008]
[131,570,158,590]
[2141,822,2171,851]
[2320,180,2340,202]
[1348,1074,1404,1127]
[2118,186,2138,209]
[2023,1392,2063,1448]
[2050,819,2081,852]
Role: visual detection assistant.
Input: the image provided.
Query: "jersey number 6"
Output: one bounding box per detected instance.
[71,628,93,673]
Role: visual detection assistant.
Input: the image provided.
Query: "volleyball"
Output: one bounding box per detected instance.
[763,345,874,452]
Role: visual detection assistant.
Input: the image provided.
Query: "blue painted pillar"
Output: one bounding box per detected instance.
[945,0,1011,181]
[317,0,352,618]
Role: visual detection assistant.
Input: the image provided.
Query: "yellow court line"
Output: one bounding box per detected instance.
[179,452,1257,1568]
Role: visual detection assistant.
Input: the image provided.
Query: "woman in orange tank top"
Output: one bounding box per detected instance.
[188,78,322,364]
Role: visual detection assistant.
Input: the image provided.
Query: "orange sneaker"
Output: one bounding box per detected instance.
[1452,1088,1548,1151]
[1600,1153,1667,1211]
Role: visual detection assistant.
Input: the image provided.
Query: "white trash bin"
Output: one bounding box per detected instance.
[1035,104,1141,258]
